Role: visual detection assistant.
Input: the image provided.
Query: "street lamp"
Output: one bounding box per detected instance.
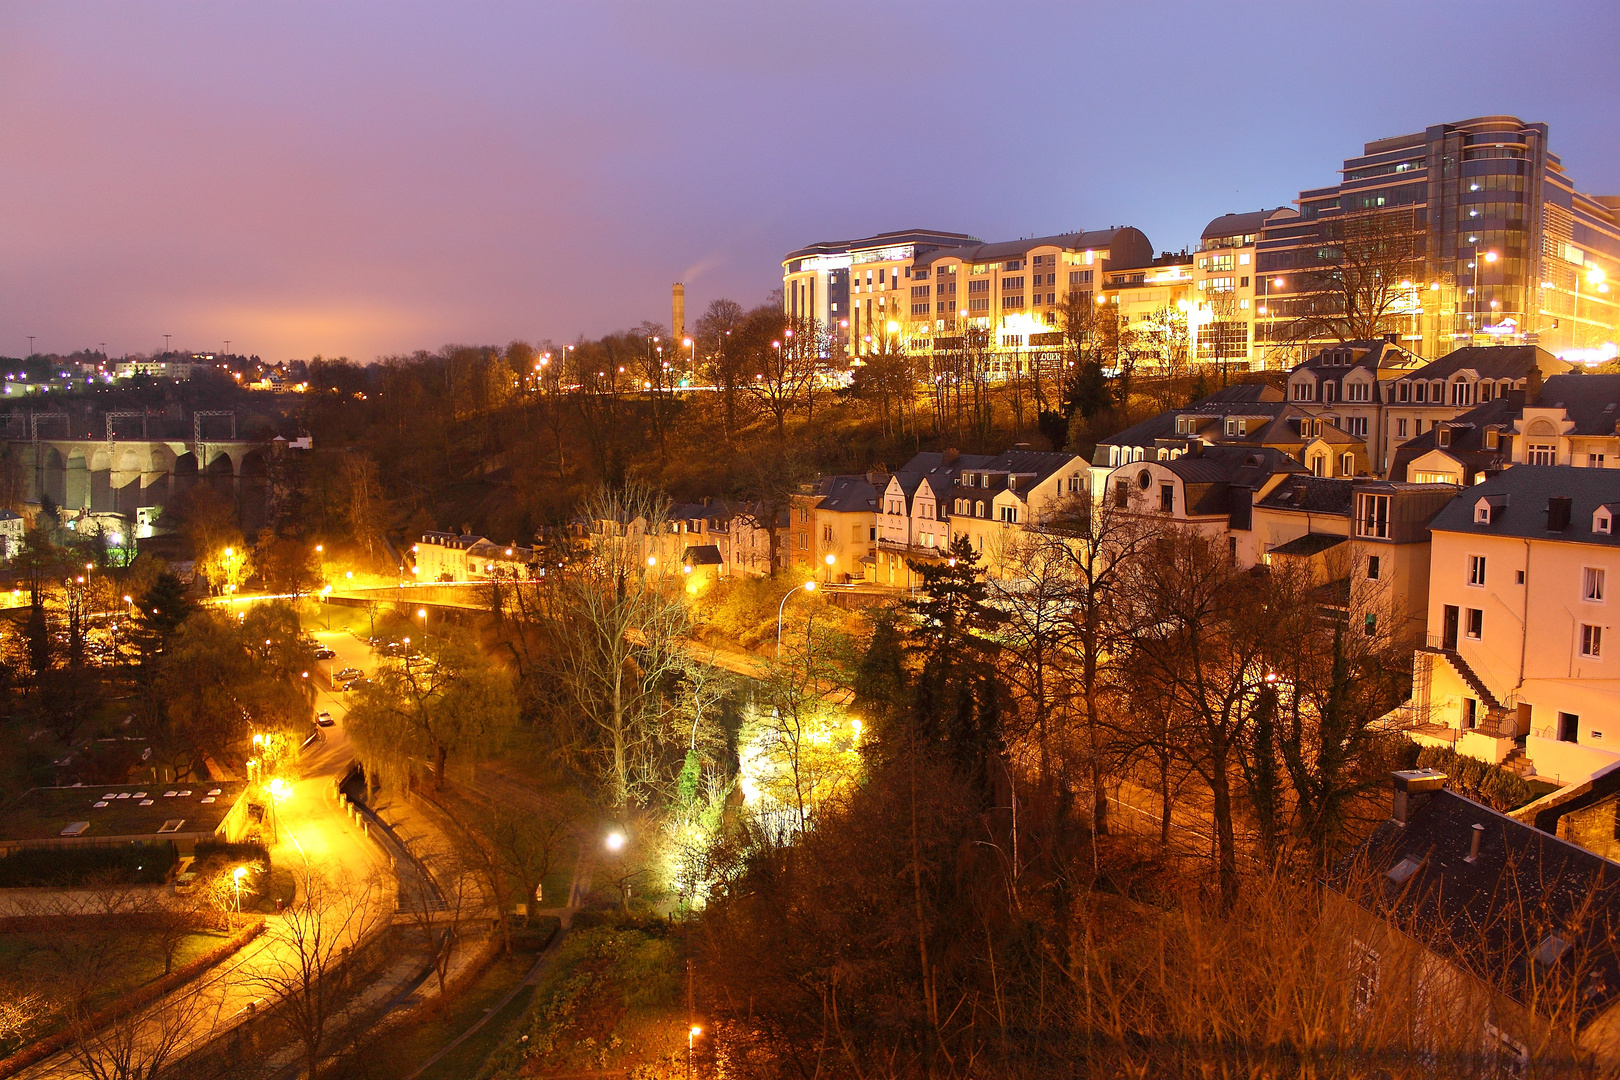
[1465,238,1498,336]
[233,866,247,912]
[605,830,625,852]
[824,551,836,583]
[776,580,816,658]
[688,1026,702,1080]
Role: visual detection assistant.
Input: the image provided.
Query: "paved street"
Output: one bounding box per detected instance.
[13,627,392,1080]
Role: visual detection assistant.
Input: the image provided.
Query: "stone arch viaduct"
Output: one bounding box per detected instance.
[10,437,270,517]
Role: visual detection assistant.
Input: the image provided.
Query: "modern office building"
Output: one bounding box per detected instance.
[1258,116,1620,365]
[781,229,983,359]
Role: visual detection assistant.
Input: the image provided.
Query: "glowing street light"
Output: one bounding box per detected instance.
[233,866,247,912]
[605,830,625,852]
[776,580,816,658]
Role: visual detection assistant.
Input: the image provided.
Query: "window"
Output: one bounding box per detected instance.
[1585,567,1606,602]
[822,525,833,542]
[1345,416,1368,437]
[1341,452,1356,476]
[1364,612,1377,636]
[1560,712,1580,742]
[1485,429,1499,450]
[1528,443,1557,465]
[999,505,1018,523]
[1068,269,1092,285]
[1160,483,1174,513]
[1396,418,1409,439]
[1367,555,1381,580]
[1599,512,1614,535]
[1583,624,1603,658]
[1592,454,1607,468]
[1465,608,1483,639]
[1438,427,1452,448]
[1113,480,1129,509]
[1468,555,1487,587]
[1357,493,1390,539]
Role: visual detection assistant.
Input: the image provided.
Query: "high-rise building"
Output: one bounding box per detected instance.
[1259,116,1620,365]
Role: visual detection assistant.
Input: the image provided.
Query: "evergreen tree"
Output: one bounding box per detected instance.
[131,572,195,670]
[902,535,1008,793]
[852,605,911,751]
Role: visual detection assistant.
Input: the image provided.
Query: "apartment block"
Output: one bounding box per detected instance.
[1402,466,1620,785]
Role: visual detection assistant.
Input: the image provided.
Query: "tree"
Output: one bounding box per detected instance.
[898,534,1007,790]
[169,482,244,594]
[731,449,810,578]
[401,837,474,997]
[253,530,322,597]
[543,483,690,808]
[1282,207,1422,346]
[1122,527,1275,908]
[345,625,516,792]
[694,298,747,440]
[155,602,316,778]
[250,868,384,1080]
[62,966,209,1080]
[338,450,387,561]
[739,307,822,443]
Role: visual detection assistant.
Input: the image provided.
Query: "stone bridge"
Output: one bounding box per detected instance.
[9,437,270,517]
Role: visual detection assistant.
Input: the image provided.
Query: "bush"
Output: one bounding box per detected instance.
[191,839,270,870]
[0,842,176,887]
[1405,745,1535,811]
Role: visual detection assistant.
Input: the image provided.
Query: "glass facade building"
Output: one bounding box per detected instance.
[1258,117,1620,365]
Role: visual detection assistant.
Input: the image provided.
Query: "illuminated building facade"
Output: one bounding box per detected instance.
[1258,116,1620,366]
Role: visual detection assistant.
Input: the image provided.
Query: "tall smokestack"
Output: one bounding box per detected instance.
[672,283,686,342]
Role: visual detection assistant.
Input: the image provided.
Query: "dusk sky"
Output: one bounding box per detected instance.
[3,1,1617,363]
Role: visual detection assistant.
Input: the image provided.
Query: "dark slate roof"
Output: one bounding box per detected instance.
[1427,464,1620,545]
[1388,392,1521,481]
[1530,374,1620,435]
[809,474,881,514]
[1334,785,1620,1027]
[1398,345,1572,383]
[1201,382,1286,403]
[891,452,997,501]
[1157,446,1307,514]
[1291,339,1414,374]
[782,229,983,263]
[681,544,723,566]
[1269,533,1347,557]
[1200,207,1294,240]
[1256,475,1356,515]
[916,228,1148,267]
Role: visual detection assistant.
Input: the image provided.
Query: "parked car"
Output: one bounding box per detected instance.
[336,667,362,681]
[316,711,334,727]
[314,647,336,660]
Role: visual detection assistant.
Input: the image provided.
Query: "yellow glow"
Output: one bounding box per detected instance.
[268,778,292,801]
[1484,251,1498,263]
[825,553,836,565]
[224,547,234,557]
[885,320,899,333]
[234,866,247,881]
[1590,267,1608,285]
[803,580,816,592]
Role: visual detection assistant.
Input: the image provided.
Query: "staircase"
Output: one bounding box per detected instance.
[1501,745,1535,778]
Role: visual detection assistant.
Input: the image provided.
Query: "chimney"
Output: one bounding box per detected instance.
[942,447,960,465]
[672,283,686,342]
[1466,822,1485,862]
[1390,769,1446,825]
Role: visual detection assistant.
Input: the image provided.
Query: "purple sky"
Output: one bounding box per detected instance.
[3,1,1617,363]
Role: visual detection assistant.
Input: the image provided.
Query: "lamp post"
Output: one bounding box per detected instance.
[824,551,836,584]
[1466,238,1498,339]
[233,866,247,913]
[776,580,816,658]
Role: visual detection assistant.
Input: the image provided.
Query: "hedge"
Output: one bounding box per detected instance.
[1414,745,1534,810]
[0,843,176,887]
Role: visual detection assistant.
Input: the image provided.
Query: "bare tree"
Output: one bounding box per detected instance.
[402,838,474,998]
[546,483,690,808]
[740,309,823,443]
[62,972,210,1080]
[338,451,387,562]
[1281,207,1423,346]
[249,868,385,1080]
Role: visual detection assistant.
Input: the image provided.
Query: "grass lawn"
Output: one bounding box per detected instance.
[383,951,534,1080]
[0,927,236,1058]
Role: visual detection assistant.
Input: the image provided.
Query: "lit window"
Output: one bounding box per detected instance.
[1585,567,1606,602]
[1468,555,1487,587]
[1583,624,1603,659]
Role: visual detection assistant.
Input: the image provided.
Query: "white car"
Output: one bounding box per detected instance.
[316,711,334,727]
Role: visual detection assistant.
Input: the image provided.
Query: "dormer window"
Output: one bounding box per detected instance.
[1226,418,1239,436]
[1438,427,1452,448]
[1596,505,1618,535]
[1485,429,1499,450]
[1475,495,1507,525]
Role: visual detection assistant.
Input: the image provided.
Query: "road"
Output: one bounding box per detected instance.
[13,628,392,1080]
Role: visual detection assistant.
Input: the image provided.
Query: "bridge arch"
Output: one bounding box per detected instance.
[65,450,89,510]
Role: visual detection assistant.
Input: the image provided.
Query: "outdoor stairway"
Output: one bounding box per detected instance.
[1502,746,1534,778]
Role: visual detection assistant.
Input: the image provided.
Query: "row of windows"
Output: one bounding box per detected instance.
[1465,556,1606,603]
